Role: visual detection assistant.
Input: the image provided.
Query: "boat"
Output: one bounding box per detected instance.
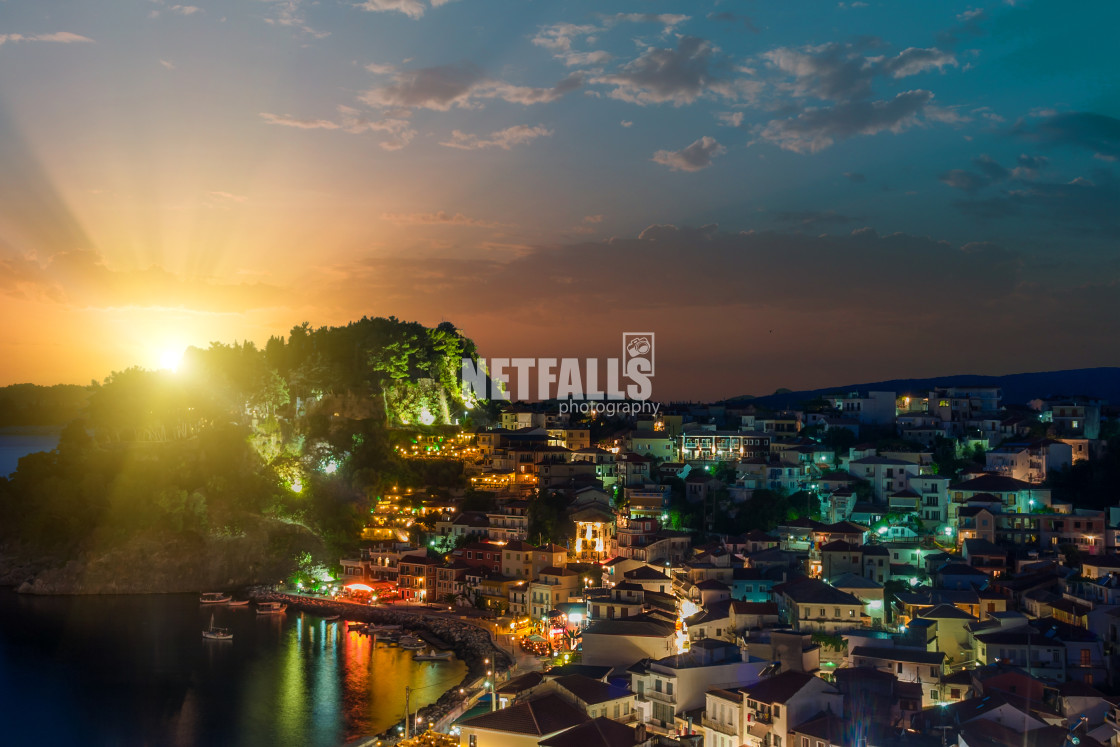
[398,634,425,650]
[255,602,287,615]
[227,599,250,607]
[202,614,233,641]
[413,648,453,661]
[323,614,340,622]
[367,624,402,633]
[200,592,231,605]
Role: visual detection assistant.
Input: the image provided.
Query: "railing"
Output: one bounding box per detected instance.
[701,717,738,736]
[644,689,675,705]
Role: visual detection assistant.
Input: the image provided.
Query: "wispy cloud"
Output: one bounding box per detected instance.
[440,124,553,150]
[0,32,94,46]
[652,136,726,171]
[259,107,416,150]
[361,63,583,110]
[381,211,506,228]
[592,37,759,106]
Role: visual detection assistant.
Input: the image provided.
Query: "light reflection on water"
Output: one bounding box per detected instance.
[0,590,465,746]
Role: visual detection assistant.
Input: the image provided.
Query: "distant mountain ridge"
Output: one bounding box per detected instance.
[728,367,1120,409]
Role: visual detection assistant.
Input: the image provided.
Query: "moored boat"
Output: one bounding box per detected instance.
[398,634,425,650]
[200,592,231,605]
[202,614,233,641]
[227,599,250,607]
[323,614,340,622]
[413,648,453,661]
[255,602,287,615]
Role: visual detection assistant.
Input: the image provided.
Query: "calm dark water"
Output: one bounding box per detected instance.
[0,428,61,477]
[0,591,465,746]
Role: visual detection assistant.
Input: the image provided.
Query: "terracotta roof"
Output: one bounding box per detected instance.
[498,671,545,694]
[538,718,641,747]
[740,671,822,705]
[460,693,589,735]
[552,675,632,705]
[918,603,976,620]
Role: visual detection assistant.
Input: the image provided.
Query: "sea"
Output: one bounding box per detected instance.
[0,426,62,478]
[0,591,466,746]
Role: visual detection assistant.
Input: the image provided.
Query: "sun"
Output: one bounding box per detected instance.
[158,348,184,372]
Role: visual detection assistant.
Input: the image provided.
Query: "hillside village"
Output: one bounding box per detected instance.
[334,386,1120,747]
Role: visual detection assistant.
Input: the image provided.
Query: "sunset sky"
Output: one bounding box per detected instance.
[1,0,1118,400]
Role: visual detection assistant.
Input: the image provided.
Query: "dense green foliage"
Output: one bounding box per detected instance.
[0,317,481,564]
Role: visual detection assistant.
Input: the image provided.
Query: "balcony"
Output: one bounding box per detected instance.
[748,711,773,725]
[701,717,738,737]
[644,688,676,705]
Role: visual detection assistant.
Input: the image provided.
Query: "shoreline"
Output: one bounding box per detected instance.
[251,590,512,743]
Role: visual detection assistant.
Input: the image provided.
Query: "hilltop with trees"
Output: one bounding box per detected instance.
[0,316,485,593]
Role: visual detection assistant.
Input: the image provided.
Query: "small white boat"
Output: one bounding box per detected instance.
[323,614,340,622]
[398,634,425,650]
[200,592,231,605]
[368,624,402,633]
[227,599,250,607]
[202,614,233,641]
[256,602,287,615]
[413,649,453,661]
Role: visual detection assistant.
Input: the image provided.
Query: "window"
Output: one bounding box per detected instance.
[773,705,780,718]
[655,680,662,693]
[667,682,674,696]
[931,690,938,700]
[469,737,477,747]
[1081,649,1091,666]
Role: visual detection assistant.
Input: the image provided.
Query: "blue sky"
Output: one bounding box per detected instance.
[0,0,1118,397]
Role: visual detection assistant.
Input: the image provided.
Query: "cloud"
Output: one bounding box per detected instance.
[357,0,426,20]
[440,124,553,150]
[160,59,176,70]
[843,172,866,182]
[259,0,329,38]
[609,13,690,34]
[717,111,745,127]
[531,23,599,52]
[620,120,633,128]
[953,169,1120,236]
[583,215,604,224]
[259,108,416,150]
[380,211,505,228]
[557,50,612,68]
[758,90,933,153]
[168,5,202,15]
[763,42,956,103]
[361,64,583,110]
[0,32,94,46]
[652,136,726,171]
[877,47,958,78]
[1013,112,1120,160]
[259,112,341,130]
[940,153,1049,192]
[592,37,758,106]
[940,169,991,193]
[937,7,987,47]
